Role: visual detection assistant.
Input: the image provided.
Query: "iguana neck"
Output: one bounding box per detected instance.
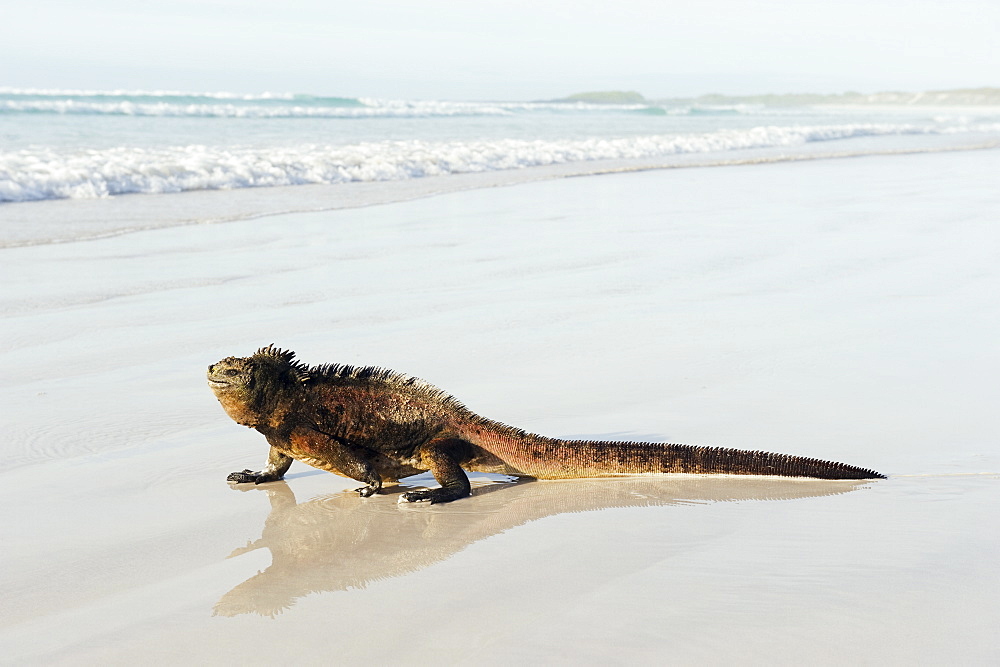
[214,385,302,430]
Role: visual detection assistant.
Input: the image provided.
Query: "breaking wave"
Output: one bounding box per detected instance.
[0,88,660,118]
[2,123,986,203]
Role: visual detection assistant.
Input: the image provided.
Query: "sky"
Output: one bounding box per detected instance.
[2,0,997,100]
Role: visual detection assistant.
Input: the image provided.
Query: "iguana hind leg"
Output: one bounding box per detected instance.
[400,438,472,504]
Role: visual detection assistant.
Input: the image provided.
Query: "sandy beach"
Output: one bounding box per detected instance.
[2,148,999,663]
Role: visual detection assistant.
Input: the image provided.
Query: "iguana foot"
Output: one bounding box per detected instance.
[398,486,469,504]
[227,469,277,485]
[355,485,379,498]
[398,489,432,503]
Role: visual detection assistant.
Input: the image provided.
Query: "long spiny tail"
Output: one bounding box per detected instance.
[469,428,886,480]
[637,441,886,479]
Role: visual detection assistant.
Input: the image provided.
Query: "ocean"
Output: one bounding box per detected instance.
[3,87,999,207]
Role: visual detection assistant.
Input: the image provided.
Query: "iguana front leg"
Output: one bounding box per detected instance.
[228,446,293,484]
[400,438,472,504]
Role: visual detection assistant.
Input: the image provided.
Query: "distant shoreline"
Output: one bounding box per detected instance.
[549,87,1000,106]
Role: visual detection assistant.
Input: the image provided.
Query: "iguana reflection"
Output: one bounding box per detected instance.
[214,475,870,617]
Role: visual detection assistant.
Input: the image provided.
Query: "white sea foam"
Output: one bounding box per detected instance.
[4,122,996,203]
[0,95,791,119]
[0,89,656,118]
[0,98,520,119]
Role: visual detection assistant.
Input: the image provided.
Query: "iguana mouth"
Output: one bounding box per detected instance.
[207,377,232,388]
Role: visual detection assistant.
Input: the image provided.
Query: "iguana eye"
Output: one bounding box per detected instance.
[224,369,240,376]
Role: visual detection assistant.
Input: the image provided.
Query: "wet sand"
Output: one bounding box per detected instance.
[1,148,999,663]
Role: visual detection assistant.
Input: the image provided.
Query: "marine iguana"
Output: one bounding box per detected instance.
[207,345,885,503]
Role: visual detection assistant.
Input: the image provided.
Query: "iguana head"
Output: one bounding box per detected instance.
[207,345,309,427]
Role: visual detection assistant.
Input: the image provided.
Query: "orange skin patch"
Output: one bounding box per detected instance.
[288,430,324,457]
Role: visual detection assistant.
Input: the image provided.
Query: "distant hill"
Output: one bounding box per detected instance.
[658,87,1000,106]
[552,91,647,104]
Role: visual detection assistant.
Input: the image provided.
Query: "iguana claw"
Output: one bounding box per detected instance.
[228,469,263,484]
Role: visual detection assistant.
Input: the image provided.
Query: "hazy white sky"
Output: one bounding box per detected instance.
[2,0,997,99]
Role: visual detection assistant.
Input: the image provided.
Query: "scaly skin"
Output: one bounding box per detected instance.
[207,345,885,503]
